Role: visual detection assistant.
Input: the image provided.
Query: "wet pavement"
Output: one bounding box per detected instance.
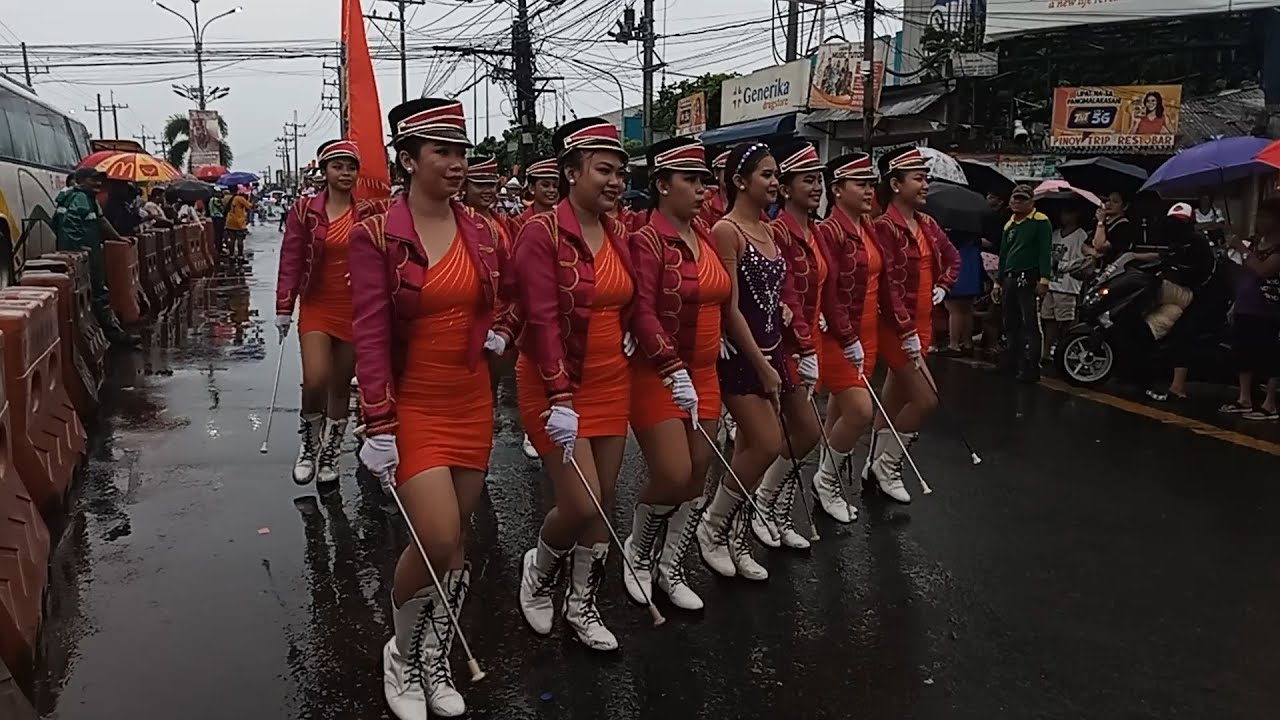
[30,226,1280,720]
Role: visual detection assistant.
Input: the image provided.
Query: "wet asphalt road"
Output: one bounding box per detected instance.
[30,226,1280,720]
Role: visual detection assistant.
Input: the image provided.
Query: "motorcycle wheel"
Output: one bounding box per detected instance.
[1055,332,1115,388]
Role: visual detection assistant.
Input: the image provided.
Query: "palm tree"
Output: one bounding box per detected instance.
[162,113,234,169]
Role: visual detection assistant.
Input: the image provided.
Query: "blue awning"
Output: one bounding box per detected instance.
[700,113,797,146]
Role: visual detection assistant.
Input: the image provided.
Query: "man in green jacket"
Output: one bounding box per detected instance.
[997,184,1053,382]
[54,167,137,346]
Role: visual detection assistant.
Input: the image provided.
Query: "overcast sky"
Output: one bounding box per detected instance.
[2,0,902,173]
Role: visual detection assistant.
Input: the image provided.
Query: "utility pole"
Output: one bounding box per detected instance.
[106,91,129,139]
[367,0,426,103]
[861,0,876,153]
[641,0,657,145]
[513,0,537,163]
[285,111,307,189]
[784,0,801,61]
[3,46,48,88]
[276,137,292,188]
[85,94,105,138]
[21,42,31,86]
[133,125,157,152]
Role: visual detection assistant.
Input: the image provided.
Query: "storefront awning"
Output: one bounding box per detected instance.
[804,85,950,125]
[699,113,797,146]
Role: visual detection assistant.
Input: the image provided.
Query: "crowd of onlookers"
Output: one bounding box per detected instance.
[932,185,1279,422]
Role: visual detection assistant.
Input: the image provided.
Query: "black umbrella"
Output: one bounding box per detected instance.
[924,182,991,235]
[958,159,1015,198]
[166,178,217,203]
[1056,157,1149,196]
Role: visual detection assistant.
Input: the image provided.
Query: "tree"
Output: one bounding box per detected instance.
[162,113,233,169]
[652,72,739,135]
[471,123,555,173]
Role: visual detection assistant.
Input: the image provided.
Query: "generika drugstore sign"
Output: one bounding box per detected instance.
[720,59,811,125]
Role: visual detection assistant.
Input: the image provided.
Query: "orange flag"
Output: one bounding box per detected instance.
[342,0,391,199]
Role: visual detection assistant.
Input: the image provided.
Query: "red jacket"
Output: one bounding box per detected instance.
[769,212,823,356]
[871,204,960,338]
[628,212,722,378]
[815,206,882,348]
[513,201,633,404]
[275,191,391,315]
[348,196,513,435]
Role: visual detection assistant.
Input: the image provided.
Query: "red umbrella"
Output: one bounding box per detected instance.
[1255,139,1280,169]
[195,165,229,181]
[1033,180,1102,206]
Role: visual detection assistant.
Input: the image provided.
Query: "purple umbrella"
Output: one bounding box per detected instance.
[1140,136,1275,196]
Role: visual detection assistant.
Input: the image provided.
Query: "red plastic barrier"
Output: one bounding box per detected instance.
[201,220,217,272]
[0,291,85,511]
[10,280,98,417]
[0,655,41,720]
[160,228,182,295]
[104,239,143,324]
[0,330,50,682]
[139,230,164,310]
[40,253,107,370]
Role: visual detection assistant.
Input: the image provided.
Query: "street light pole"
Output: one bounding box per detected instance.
[154,0,242,109]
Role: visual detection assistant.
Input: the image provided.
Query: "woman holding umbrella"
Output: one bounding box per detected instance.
[865,147,959,504]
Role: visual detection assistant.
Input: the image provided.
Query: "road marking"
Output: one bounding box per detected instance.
[1039,377,1280,457]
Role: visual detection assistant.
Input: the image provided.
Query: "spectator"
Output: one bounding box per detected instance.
[1092,190,1138,266]
[53,168,137,346]
[1221,198,1280,420]
[141,188,173,228]
[936,227,983,357]
[1041,203,1088,359]
[210,189,227,248]
[996,184,1052,383]
[983,190,1010,250]
[1194,195,1227,241]
[176,199,200,224]
[224,187,253,261]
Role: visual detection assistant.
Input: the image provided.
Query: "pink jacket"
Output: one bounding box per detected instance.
[347,196,514,436]
[275,191,392,315]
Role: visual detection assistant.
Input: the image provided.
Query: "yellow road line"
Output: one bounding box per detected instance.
[1039,377,1280,457]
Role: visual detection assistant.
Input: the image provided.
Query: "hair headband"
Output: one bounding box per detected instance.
[731,142,769,179]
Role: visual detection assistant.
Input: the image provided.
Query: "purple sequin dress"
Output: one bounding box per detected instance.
[718,240,795,397]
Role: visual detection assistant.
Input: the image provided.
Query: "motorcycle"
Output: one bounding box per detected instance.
[1054,252,1233,388]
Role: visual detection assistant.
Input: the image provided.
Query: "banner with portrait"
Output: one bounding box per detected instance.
[676,92,707,136]
[1048,85,1181,153]
[809,42,886,114]
[188,109,223,167]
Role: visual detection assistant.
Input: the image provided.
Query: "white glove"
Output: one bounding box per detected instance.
[932,286,946,306]
[818,314,828,332]
[275,314,292,341]
[796,353,819,387]
[719,336,737,360]
[901,332,922,359]
[484,329,507,355]
[668,369,699,422]
[358,434,399,492]
[623,331,636,358]
[544,405,579,463]
[843,340,865,373]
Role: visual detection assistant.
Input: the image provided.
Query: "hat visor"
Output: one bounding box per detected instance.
[833,171,878,182]
[656,160,712,176]
[890,161,930,173]
[782,160,825,175]
[466,176,499,185]
[390,128,473,148]
[560,141,628,163]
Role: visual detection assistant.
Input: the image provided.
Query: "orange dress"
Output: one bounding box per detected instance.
[821,230,881,392]
[517,240,634,456]
[630,238,731,430]
[394,233,494,484]
[808,240,828,386]
[298,209,355,342]
[880,222,935,370]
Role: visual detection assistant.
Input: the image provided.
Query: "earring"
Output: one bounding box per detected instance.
[660,189,668,196]
[569,178,576,186]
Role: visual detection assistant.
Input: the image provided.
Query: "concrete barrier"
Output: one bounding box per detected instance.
[0,331,50,686]
[10,279,98,418]
[0,291,86,511]
[104,239,143,325]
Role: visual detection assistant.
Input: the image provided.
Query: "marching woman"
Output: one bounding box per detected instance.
[276,139,383,487]
[810,153,883,523]
[698,149,731,227]
[750,140,825,549]
[696,141,792,581]
[514,118,633,651]
[864,147,959,503]
[510,157,559,238]
[461,155,513,250]
[349,98,513,719]
[622,137,731,611]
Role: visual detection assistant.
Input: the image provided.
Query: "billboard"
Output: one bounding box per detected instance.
[676,92,707,136]
[810,42,886,114]
[986,0,1280,41]
[188,109,222,167]
[1048,85,1181,153]
[720,59,810,125]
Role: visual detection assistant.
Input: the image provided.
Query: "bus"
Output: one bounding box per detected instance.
[0,74,93,286]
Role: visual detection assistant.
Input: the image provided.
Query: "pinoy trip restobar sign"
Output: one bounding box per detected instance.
[1048,84,1181,153]
[720,59,811,125]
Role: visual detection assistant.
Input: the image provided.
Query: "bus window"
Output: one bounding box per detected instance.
[0,105,13,159]
[0,92,39,165]
[33,109,76,168]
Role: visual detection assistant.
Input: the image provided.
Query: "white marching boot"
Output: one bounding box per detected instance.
[751,459,788,548]
[728,503,769,580]
[772,471,811,550]
[623,503,670,606]
[696,485,742,577]
[521,433,539,460]
[869,428,915,504]
[563,543,618,651]
[316,417,347,485]
[383,581,464,720]
[656,501,704,610]
[519,537,567,635]
[814,445,857,523]
[293,413,324,485]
